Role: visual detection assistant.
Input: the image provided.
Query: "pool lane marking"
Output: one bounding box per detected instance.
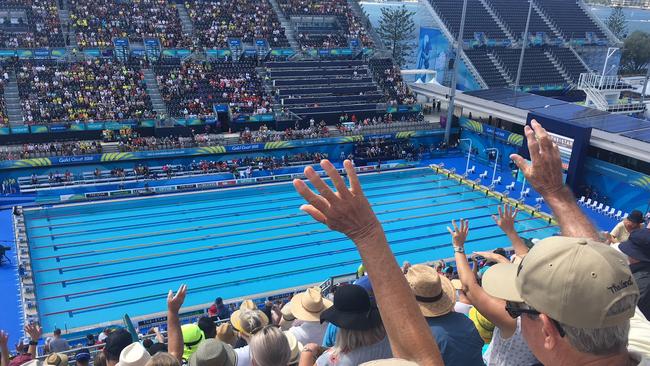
[36,198,506,273]
[33,195,494,261]
[26,172,441,224]
[40,224,553,315]
[36,183,469,248]
[39,214,538,288]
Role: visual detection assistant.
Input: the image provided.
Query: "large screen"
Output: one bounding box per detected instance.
[547,132,575,171]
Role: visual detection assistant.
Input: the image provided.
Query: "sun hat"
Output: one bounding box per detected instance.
[288,287,333,322]
[450,279,463,291]
[360,359,419,365]
[280,302,295,321]
[319,284,382,331]
[405,264,455,318]
[482,236,639,328]
[468,307,494,343]
[116,342,151,366]
[230,300,270,336]
[182,324,205,360]
[188,339,237,366]
[216,323,238,347]
[619,229,650,263]
[284,331,303,365]
[45,353,68,366]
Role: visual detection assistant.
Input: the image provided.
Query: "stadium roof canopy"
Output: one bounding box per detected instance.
[410,84,650,163]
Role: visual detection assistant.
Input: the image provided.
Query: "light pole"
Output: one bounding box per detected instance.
[520,176,527,200]
[444,0,468,144]
[600,47,619,87]
[459,138,472,175]
[485,148,499,185]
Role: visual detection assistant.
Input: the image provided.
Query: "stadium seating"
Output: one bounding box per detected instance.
[154,59,271,117]
[463,48,510,88]
[0,0,64,47]
[69,0,192,49]
[185,0,289,48]
[427,0,507,41]
[368,59,416,105]
[486,0,554,40]
[16,61,155,124]
[276,0,372,48]
[535,0,607,40]
[546,47,590,83]
[492,47,566,86]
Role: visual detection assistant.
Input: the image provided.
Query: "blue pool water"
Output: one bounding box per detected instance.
[25,168,558,331]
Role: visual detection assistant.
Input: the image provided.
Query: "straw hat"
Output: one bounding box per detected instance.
[45,353,68,366]
[288,287,333,322]
[284,331,303,365]
[230,300,269,336]
[216,323,238,347]
[451,279,463,291]
[116,342,151,366]
[405,264,455,318]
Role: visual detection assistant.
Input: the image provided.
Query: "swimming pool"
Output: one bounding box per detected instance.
[24,167,557,332]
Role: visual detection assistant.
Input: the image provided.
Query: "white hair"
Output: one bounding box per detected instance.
[559,295,636,355]
[249,326,290,366]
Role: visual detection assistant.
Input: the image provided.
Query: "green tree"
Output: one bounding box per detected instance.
[377,5,416,67]
[621,31,650,74]
[606,6,627,40]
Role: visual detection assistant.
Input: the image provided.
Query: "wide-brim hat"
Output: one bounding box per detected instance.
[45,353,68,366]
[216,323,238,346]
[284,331,303,365]
[116,342,151,366]
[188,339,237,366]
[230,300,269,336]
[319,284,382,331]
[405,264,455,317]
[289,287,333,322]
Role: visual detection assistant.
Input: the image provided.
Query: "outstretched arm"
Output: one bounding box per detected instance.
[492,205,528,258]
[510,120,598,239]
[449,220,517,338]
[293,160,443,366]
[0,330,9,366]
[167,284,187,363]
[24,324,41,357]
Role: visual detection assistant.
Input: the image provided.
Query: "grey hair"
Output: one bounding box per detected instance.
[331,324,386,358]
[559,295,636,355]
[249,326,291,366]
[238,309,266,335]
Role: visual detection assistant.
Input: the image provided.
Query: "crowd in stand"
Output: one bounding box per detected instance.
[0,141,101,160]
[186,0,289,48]
[239,123,329,143]
[369,59,416,105]
[2,121,650,366]
[0,70,9,126]
[353,139,422,161]
[0,0,64,48]
[277,0,373,48]
[16,60,155,124]
[68,0,191,49]
[155,60,271,118]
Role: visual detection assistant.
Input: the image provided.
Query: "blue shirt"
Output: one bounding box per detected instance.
[427,312,485,366]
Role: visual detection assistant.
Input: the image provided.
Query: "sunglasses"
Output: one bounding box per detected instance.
[505,301,565,338]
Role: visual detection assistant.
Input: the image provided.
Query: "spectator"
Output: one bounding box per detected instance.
[117,343,151,366]
[216,323,238,348]
[187,339,236,366]
[249,326,291,366]
[86,334,96,347]
[74,349,91,366]
[94,351,107,366]
[103,329,134,366]
[611,210,645,243]
[9,324,42,366]
[314,284,392,365]
[230,307,270,365]
[181,324,204,361]
[287,287,332,345]
[618,229,650,319]
[197,317,217,340]
[404,264,484,366]
[144,352,179,366]
[44,353,68,366]
[482,236,643,365]
[47,328,70,353]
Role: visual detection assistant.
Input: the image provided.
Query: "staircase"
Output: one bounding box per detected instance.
[544,50,573,85]
[347,0,384,50]
[57,0,78,49]
[175,3,195,36]
[529,0,564,40]
[141,69,168,117]
[477,0,516,43]
[268,0,300,50]
[100,142,120,153]
[487,52,514,85]
[5,72,23,126]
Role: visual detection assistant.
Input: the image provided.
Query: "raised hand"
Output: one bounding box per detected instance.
[24,324,41,341]
[293,159,380,242]
[167,284,187,314]
[492,205,518,234]
[447,219,469,251]
[510,120,564,198]
[0,330,8,348]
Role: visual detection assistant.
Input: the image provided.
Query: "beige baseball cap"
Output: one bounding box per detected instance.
[482,236,639,328]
